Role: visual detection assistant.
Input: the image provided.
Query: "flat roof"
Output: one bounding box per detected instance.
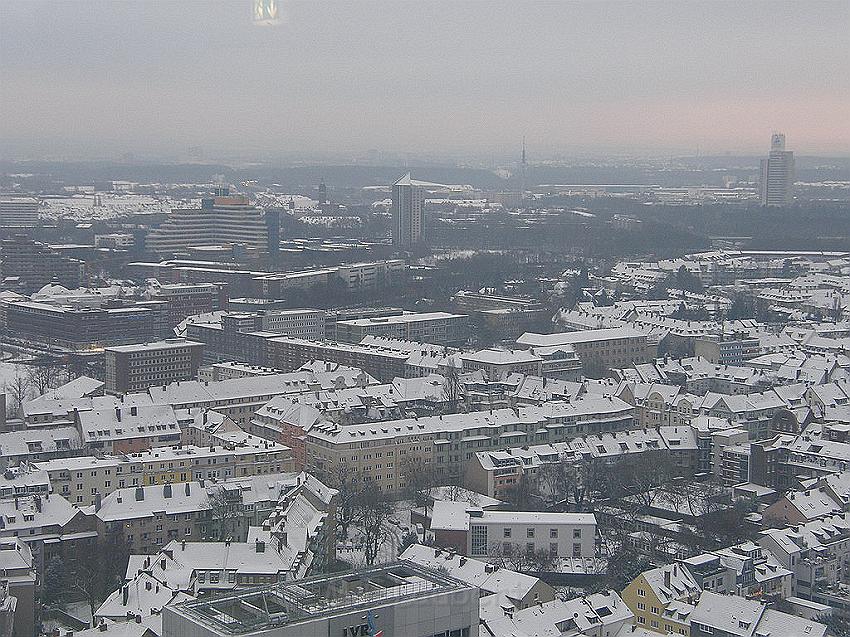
[105,338,204,353]
[166,561,470,635]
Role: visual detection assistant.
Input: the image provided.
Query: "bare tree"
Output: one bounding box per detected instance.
[4,366,31,418]
[26,363,63,396]
[400,455,438,541]
[442,363,464,414]
[205,487,244,541]
[356,484,393,566]
[488,542,558,574]
[321,460,363,541]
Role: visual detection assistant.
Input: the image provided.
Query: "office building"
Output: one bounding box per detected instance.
[0,197,39,228]
[0,236,86,292]
[430,506,596,559]
[162,561,479,637]
[759,132,795,206]
[517,327,653,375]
[392,172,425,247]
[146,194,278,257]
[335,311,469,345]
[4,299,170,350]
[104,339,205,393]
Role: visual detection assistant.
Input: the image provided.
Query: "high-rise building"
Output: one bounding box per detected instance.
[146,194,279,257]
[0,197,39,227]
[760,133,795,206]
[392,172,425,247]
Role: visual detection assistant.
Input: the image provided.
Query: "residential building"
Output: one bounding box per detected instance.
[307,398,633,489]
[621,563,700,634]
[759,512,850,599]
[104,339,205,393]
[35,437,293,505]
[400,543,555,611]
[0,494,97,576]
[482,590,633,637]
[694,333,762,366]
[392,172,425,247]
[690,591,825,637]
[0,538,36,637]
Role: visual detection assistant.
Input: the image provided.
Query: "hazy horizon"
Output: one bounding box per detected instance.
[2,0,849,162]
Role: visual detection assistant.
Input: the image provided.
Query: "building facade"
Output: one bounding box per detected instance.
[104,339,205,393]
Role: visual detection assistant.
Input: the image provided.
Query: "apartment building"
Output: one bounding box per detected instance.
[759,513,850,599]
[306,397,633,489]
[466,425,697,500]
[104,339,205,393]
[35,438,292,506]
[95,471,310,555]
[621,563,700,634]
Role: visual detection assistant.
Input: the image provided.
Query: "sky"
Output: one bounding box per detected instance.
[1,0,849,161]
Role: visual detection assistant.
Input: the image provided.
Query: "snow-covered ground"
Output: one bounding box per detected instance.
[335,500,422,569]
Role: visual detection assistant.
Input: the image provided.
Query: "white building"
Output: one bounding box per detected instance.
[760,132,795,206]
[392,172,425,247]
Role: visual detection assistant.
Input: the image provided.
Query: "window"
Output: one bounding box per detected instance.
[550,528,558,539]
[526,542,535,555]
[527,528,535,539]
[503,528,512,539]
[573,528,582,539]
[572,543,582,557]
[637,602,646,611]
[651,606,659,614]
[637,588,646,597]
[549,543,558,556]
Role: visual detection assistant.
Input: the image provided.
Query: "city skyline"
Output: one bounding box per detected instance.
[1,0,849,161]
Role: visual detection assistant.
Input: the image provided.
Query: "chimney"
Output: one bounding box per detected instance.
[116,407,122,422]
[256,540,265,553]
[144,557,150,569]
[98,622,108,632]
[135,487,144,501]
[160,558,166,570]
[135,615,142,624]
[122,585,129,606]
[281,531,288,547]
[163,483,172,499]
[664,569,671,588]
[185,483,191,496]
[131,406,137,417]
[95,493,102,512]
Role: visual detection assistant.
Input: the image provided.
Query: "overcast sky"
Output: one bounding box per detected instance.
[1,0,848,161]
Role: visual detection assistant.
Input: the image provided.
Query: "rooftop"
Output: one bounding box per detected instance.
[166,561,470,635]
